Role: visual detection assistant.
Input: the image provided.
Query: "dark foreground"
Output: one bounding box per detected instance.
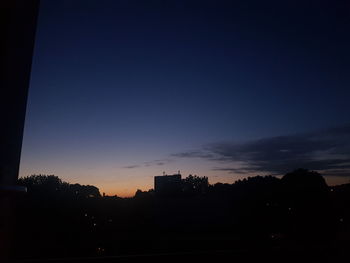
[9,171,350,262]
[12,245,350,263]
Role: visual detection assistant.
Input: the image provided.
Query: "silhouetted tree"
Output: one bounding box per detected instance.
[182,174,209,195]
[282,168,328,191]
[69,183,101,198]
[18,174,101,198]
[18,174,68,195]
[280,169,332,243]
[134,189,154,199]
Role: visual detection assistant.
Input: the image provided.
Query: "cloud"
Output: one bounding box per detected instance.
[123,159,172,169]
[211,167,252,174]
[173,124,350,176]
[144,159,172,167]
[123,165,140,169]
[171,151,214,159]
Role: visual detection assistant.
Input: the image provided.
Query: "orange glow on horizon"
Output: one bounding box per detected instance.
[19,160,350,198]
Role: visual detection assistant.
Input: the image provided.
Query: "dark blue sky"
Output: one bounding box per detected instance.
[20,0,350,196]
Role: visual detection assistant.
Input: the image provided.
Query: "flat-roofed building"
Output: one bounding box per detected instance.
[154,173,182,196]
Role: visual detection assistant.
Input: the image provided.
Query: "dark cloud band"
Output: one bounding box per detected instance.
[173,124,350,176]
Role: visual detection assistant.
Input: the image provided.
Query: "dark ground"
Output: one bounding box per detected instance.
[9,170,350,263]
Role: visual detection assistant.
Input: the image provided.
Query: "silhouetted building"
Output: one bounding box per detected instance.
[154,173,182,196]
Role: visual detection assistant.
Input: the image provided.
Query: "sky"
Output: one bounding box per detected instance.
[20,0,350,197]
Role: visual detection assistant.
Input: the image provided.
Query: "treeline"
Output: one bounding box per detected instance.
[11,169,350,260]
[16,169,333,200]
[18,174,101,198]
